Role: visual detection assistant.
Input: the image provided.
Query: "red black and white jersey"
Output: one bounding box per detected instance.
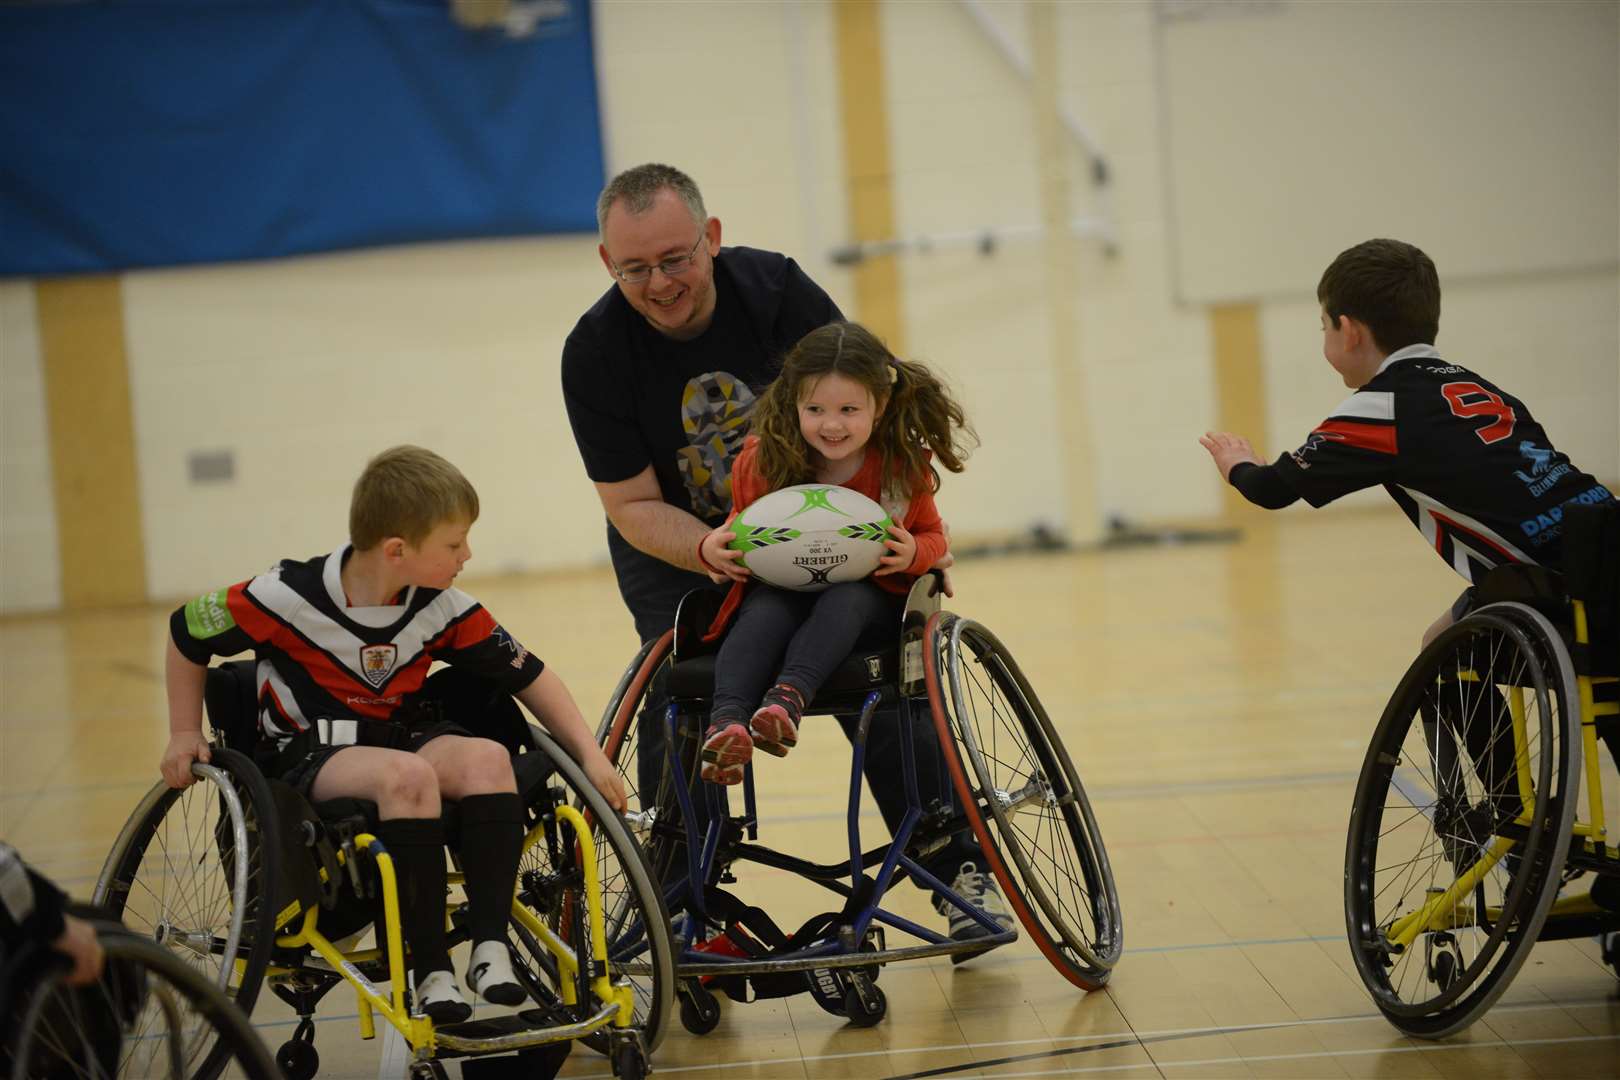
[1273,345,1614,584]
[170,545,544,746]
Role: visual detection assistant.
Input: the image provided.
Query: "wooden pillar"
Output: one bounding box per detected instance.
[1032,1,1100,544]
[1210,302,1269,520]
[834,0,905,352]
[36,276,148,608]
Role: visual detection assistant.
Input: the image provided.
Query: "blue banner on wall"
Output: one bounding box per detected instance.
[0,0,605,275]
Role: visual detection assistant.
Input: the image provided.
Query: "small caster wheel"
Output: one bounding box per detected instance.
[613,1041,649,1079]
[842,978,886,1028]
[680,984,721,1035]
[1425,931,1460,992]
[275,1038,319,1080]
[1601,931,1619,976]
[407,1061,448,1080]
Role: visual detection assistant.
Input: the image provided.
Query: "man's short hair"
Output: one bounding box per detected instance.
[1317,238,1441,353]
[596,163,707,237]
[350,445,479,551]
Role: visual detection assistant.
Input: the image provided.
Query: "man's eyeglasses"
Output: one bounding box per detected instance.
[610,231,706,284]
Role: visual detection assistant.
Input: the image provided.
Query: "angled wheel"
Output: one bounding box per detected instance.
[925,613,1122,988]
[6,924,280,1080]
[508,724,675,1054]
[598,632,695,895]
[91,746,278,1079]
[1344,602,1579,1039]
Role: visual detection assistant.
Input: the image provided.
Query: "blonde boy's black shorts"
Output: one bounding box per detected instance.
[265,719,473,799]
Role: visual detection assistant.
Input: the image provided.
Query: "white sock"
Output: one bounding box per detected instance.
[416,970,470,1023]
[466,940,525,1006]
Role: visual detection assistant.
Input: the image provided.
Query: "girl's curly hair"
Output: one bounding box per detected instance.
[748,322,975,497]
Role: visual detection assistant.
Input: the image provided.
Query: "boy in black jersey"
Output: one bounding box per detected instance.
[159,446,627,1025]
[1200,238,1614,646]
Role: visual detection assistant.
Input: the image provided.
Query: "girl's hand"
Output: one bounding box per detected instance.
[875,523,918,576]
[160,732,212,789]
[699,526,751,584]
[582,751,629,813]
[932,550,956,598]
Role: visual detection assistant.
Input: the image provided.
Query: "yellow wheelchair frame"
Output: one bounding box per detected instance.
[95,722,673,1080]
[265,808,636,1077]
[1345,578,1619,1040]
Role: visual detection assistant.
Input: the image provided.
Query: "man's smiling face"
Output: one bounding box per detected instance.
[598,189,721,341]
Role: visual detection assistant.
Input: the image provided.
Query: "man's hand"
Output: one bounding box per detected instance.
[1199,431,1263,481]
[699,526,750,584]
[160,732,211,789]
[874,523,918,577]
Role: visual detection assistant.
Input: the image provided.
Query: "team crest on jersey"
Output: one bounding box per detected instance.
[359,644,398,687]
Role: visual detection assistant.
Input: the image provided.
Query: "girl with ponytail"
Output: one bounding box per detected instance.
[695,321,977,784]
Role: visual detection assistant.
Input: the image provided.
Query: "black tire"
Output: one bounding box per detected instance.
[91,747,278,1079]
[508,725,674,1055]
[6,924,281,1080]
[841,979,886,1028]
[925,613,1122,988]
[1344,602,1579,1039]
[678,984,720,1035]
[274,1037,319,1080]
[612,1040,648,1080]
[598,632,694,899]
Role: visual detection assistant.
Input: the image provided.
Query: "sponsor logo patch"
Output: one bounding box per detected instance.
[183,589,236,639]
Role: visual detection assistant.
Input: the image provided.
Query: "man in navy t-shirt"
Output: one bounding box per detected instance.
[562,163,842,643]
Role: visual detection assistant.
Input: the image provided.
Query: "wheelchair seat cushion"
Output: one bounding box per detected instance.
[669,644,900,711]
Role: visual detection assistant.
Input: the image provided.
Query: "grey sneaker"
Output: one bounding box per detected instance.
[934,862,1016,964]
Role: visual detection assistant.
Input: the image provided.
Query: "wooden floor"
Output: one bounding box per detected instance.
[3,508,1616,1078]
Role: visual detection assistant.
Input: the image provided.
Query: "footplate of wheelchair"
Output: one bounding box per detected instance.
[430,1003,623,1056]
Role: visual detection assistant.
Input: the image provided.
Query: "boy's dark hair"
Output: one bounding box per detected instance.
[350,445,479,551]
[1317,238,1441,354]
[749,322,976,497]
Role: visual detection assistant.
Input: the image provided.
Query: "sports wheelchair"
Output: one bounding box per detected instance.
[91,663,675,1080]
[596,572,1122,1032]
[1344,501,1620,1038]
[3,917,280,1080]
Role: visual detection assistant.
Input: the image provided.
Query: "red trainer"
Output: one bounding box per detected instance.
[700,718,752,785]
[749,683,803,758]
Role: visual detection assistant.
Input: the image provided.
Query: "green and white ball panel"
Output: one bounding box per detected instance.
[729,484,893,592]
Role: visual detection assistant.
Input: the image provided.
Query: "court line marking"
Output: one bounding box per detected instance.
[893,1032,1620,1079]
[542,996,1620,1079]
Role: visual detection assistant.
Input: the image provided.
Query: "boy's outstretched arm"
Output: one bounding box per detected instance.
[161,637,212,788]
[1199,431,1262,480]
[1199,431,1300,510]
[515,667,628,812]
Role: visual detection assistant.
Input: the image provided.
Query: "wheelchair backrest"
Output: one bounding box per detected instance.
[203,660,260,752]
[1564,499,1618,662]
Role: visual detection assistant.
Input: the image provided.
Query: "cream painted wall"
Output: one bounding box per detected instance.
[0,282,60,612]
[1,0,1615,615]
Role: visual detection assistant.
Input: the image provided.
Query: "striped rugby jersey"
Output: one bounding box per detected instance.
[1274,345,1613,584]
[171,544,543,745]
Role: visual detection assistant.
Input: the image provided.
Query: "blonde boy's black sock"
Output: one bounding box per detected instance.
[455,793,525,943]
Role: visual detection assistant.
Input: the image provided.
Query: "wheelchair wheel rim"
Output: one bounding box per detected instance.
[90,747,278,1080]
[926,612,1120,986]
[1342,605,1579,1034]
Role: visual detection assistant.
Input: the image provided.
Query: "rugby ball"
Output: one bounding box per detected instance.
[728,484,894,592]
